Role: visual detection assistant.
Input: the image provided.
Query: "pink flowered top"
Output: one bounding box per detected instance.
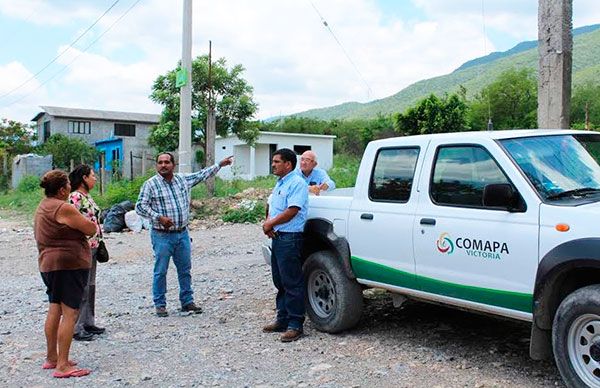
[68,190,102,249]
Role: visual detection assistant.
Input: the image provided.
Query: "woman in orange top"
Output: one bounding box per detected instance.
[34,170,97,378]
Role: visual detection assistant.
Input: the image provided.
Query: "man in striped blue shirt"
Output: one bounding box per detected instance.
[136,152,233,317]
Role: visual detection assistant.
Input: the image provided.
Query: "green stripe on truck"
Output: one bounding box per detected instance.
[350,256,533,313]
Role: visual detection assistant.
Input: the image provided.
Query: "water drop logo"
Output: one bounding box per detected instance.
[436,232,454,254]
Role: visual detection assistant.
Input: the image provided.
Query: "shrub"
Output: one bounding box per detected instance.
[17,175,41,193]
[222,199,265,223]
[328,154,360,188]
[96,174,149,208]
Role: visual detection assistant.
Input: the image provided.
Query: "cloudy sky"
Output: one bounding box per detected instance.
[0,0,598,123]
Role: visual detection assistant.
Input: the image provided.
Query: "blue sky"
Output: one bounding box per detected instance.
[0,0,598,123]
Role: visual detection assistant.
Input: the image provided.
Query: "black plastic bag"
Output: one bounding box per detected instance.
[102,200,135,233]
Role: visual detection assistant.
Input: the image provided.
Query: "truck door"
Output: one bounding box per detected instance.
[413,140,539,316]
[347,142,426,288]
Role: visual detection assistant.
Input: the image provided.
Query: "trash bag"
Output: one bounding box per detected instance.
[124,210,144,233]
[102,200,135,233]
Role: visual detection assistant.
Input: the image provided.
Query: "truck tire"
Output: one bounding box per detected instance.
[303,250,363,333]
[553,284,600,388]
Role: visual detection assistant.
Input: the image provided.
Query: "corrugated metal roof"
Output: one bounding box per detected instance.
[31,106,160,123]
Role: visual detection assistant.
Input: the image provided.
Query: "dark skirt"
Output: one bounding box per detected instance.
[40,269,90,309]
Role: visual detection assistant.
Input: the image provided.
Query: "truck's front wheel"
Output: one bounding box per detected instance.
[303,251,363,333]
[553,285,600,388]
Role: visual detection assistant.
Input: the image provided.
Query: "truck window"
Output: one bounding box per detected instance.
[369,147,419,202]
[431,145,510,207]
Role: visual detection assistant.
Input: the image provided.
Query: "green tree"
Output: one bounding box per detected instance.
[571,82,600,129]
[394,93,469,136]
[468,68,537,130]
[39,134,98,169]
[149,55,259,158]
[0,119,36,156]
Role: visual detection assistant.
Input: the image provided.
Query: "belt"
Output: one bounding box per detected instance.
[153,227,187,233]
[276,231,303,235]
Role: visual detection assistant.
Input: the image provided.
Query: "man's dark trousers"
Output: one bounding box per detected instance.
[271,232,305,331]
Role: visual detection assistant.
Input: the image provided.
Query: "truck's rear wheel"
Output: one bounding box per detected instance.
[553,285,600,388]
[303,251,363,333]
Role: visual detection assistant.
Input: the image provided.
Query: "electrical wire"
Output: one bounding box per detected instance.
[308,0,373,99]
[2,0,143,108]
[0,0,121,102]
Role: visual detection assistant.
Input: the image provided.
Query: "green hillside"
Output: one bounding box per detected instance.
[296,26,600,120]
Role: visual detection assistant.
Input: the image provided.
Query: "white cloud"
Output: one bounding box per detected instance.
[1,0,598,123]
[0,0,99,26]
[0,62,46,122]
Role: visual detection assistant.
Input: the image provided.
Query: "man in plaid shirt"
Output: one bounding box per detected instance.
[136,152,233,317]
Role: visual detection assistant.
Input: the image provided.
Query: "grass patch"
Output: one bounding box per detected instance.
[0,153,360,220]
[329,154,360,188]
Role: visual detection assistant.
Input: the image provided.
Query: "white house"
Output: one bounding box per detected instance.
[214,131,336,180]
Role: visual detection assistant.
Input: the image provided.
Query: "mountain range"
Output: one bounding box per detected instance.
[294,24,600,121]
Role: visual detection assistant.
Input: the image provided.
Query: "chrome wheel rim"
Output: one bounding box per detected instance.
[568,313,600,387]
[308,269,336,318]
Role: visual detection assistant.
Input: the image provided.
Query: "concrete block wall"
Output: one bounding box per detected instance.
[11,154,53,189]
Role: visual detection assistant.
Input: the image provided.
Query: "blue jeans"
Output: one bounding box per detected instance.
[150,229,194,308]
[271,232,305,331]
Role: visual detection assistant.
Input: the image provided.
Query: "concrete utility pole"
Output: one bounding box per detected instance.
[538,0,573,129]
[206,40,216,197]
[178,0,193,173]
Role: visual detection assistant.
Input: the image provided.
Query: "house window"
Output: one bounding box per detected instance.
[293,145,311,154]
[69,120,91,134]
[114,123,136,137]
[43,121,51,142]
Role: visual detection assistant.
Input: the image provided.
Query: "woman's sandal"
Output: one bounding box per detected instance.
[42,360,77,369]
[52,368,91,378]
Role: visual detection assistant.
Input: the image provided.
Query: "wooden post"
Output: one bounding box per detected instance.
[585,102,590,130]
[2,153,6,174]
[130,150,134,180]
[142,150,147,176]
[538,0,573,129]
[70,159,74,172]
[99,153,106,195]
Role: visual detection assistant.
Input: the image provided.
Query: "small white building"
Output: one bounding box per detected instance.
[214,131,336,180]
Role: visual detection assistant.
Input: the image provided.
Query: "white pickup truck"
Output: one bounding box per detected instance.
[264,129,600,387]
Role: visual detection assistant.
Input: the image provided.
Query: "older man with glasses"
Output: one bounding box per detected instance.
[297,150,336,195]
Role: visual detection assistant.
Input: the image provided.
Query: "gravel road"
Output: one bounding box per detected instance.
[0,214,564,387]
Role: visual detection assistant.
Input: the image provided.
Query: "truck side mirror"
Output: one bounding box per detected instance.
[483,183,524,212]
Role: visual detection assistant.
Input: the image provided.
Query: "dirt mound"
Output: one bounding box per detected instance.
[189,187,271,229]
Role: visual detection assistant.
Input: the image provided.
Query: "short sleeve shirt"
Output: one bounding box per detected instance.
[297,167,336,191]
[269,171,308,232]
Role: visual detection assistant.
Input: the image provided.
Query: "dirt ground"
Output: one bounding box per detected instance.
[0,211,564,387]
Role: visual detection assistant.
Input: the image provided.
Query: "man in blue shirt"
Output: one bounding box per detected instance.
[136,152,233,317]
[298,150,335,195]
[262,148,308,342]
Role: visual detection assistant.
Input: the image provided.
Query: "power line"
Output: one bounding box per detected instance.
[0,0,121,102]
[308,0,373,99]
[2,0,143,108]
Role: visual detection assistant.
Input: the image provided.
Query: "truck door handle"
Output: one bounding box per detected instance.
[420,218,436,225]
[360,213,374,220]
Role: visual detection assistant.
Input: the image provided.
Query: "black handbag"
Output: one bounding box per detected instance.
[95,240,109,263]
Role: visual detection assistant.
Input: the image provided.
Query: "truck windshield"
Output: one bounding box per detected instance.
[500,134,600,201]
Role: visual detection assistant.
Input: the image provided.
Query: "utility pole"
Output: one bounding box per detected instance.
[178,0,193,173]
[538,0,573,129]
[206,40,216,197]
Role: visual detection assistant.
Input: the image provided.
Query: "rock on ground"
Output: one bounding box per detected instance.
[0,213,564,387]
